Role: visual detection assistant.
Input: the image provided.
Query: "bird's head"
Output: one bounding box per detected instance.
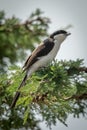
[50,30,71,43]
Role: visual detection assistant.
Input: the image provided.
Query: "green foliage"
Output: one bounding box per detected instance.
[0,9,50,71]
[0,8,87,130]
[0,59,87,130]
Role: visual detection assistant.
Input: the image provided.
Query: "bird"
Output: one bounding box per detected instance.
[10,29,71,108]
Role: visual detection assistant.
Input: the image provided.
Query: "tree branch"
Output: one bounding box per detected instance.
[64,93,87,101]
[0,17,50,33]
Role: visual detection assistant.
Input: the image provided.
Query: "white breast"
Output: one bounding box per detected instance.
[49,40,61,60]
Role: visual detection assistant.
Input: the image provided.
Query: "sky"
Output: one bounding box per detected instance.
[0,0,87,65]
[0,0,87,129]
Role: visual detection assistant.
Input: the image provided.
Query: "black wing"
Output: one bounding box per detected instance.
[23,38,54,71]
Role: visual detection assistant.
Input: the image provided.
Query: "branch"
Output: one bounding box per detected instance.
[64,93,87,101]
[0,17,50,33]
[67,67,87,75]
[32,92,48,102]
[78,67,87,73]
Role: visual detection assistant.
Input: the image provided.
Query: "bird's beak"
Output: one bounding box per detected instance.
[67,32,71,36]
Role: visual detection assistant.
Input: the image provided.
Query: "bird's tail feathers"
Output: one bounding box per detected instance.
[10,74,28,108]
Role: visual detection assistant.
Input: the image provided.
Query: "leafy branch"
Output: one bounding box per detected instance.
[0,59,87,130]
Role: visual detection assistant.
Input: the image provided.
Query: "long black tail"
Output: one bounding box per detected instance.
[10,74,27,108]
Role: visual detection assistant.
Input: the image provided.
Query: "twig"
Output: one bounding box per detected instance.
[64,93,87,101]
